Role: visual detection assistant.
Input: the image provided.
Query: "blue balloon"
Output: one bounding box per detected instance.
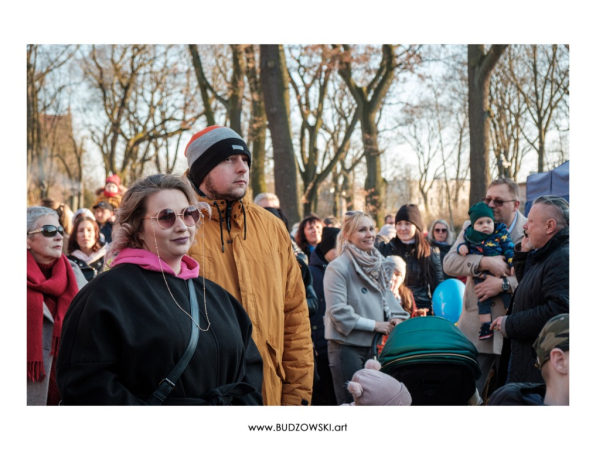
[432,279,465,324]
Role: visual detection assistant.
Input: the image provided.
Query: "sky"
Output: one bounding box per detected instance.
[5,1,594,449]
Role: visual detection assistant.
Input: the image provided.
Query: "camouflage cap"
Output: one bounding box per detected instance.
[533,314,569,370]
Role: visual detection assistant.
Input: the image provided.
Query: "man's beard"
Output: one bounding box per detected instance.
[203,174,247,202]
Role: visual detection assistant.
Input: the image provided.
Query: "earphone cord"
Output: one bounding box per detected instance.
[150,216,210,331]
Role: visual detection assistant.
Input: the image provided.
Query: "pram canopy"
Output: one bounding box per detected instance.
[379,316,481,381]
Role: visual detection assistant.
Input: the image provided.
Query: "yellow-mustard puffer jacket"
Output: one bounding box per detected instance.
[188,193,313,406]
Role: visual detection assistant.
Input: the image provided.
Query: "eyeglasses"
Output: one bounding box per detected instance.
[27,225,64,237]
[434,228,447,233]
[482,197,517,207]
[143,206,200,229]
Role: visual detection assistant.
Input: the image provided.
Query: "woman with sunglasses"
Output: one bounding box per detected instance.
[427,218,455,279]
[377,204,443,315]
[27,207,88,405]
[57,174,263,405]
[67,216,106,282]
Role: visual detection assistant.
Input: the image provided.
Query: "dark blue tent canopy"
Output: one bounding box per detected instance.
[525,160,569,216]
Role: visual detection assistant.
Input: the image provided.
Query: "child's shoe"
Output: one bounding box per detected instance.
[479,322,493,340]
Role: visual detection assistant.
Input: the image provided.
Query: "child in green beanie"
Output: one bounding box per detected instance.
[458,201,515,340]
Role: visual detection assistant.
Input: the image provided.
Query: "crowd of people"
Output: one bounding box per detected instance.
[27,125,570,407]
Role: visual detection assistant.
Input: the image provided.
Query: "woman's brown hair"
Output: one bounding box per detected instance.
[106,174,209,261]
[68,216,102,254]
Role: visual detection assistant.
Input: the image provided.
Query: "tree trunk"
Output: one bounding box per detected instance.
[361,109,386,226]
[229,44,246,135]
[467,44,508,207]
[188,44,216,126]
[244,45,267,197]
[259,44,301,225]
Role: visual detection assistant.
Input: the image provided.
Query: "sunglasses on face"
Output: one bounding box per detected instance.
[482,197,517,207]
[143,206,200,229]
[27,225,64,237]
[435,228,447,233]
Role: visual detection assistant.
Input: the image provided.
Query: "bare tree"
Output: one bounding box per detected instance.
[259,44,301,225]
[244,44,267,196]
[187,44,246,135]
[27,44,78,202]
[333,44,420,226]
[506,45,569,172]
[81,45,202,184]
[467,44,508,207]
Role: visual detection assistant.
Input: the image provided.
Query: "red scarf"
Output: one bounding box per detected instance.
[27,251,79,381]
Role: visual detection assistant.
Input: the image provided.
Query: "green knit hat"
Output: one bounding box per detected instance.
[468,201,494,225]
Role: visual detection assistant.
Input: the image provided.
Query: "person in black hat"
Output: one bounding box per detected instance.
[376,204,443,314]
[93,201,114,244]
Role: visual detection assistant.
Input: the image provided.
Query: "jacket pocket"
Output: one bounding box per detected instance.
[266,340,286,382]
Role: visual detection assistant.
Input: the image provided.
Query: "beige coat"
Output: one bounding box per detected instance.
[187,194,313,406]
[443,211,527,355]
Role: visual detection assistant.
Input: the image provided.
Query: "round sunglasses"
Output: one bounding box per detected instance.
[143,206,201,229]
[27,225,65,237]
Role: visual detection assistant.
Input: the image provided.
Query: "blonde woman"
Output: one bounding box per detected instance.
[324,211,410,404]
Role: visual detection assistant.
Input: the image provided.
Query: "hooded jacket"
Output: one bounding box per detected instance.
[57,249,263,405]
[186,190,314,406]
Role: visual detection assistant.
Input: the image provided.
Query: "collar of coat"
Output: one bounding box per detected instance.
[186,172,249,253]
[530,226,569,261]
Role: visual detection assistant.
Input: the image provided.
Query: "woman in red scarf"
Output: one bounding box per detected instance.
[27,206,87,405]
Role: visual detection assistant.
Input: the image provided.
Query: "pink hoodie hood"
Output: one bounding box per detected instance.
[111,248,199,280]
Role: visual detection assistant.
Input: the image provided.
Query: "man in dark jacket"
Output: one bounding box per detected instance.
[491,196,569,384]
[308,227,340,405]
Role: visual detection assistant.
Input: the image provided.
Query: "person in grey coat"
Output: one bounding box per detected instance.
[324,211,410,404]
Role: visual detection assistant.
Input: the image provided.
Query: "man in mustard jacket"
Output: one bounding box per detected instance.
[184,125,313,406]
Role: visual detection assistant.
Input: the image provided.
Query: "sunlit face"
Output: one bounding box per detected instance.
[485,184,519,226]
[348,217,376,251]
[304,221,323,246]
[391,271,404,289]
[76,220,97,255]
[523,203,553,251]
[473,217,494,235]
[139,189,196,271]
[433,223,448,242]
[396,220,416,242]
[105,182,118,194]
[27,215,64,265]
[94,207,113,225]
[200,154,249,202]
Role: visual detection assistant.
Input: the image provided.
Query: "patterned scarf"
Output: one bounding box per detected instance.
[27,251,79,382]
[343,242,395,292]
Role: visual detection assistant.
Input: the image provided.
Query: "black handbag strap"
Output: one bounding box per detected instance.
[148,279,200,405]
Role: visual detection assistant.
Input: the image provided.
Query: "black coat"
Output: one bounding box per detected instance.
[376,238,444,311]
[488,382,546,406]
[430,240,454,280]
[308,248,330,356]
[67,255,104,282]
[57,263,263,405]
[501,227,569,384]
